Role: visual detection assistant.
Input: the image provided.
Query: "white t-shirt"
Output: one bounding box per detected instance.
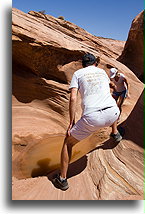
[69,65,117,116]
[111,73,127,92]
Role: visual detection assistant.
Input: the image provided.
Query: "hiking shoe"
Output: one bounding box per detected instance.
[110,132,122,142]
[52,174,69,191]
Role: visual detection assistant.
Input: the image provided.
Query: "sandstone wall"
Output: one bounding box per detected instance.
[12,8,144,200]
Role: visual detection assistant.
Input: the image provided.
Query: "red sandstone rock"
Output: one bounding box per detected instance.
[118,11,144,82]
[12,8,144,200]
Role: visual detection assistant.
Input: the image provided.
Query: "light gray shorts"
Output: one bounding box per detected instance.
[70,106,120,141]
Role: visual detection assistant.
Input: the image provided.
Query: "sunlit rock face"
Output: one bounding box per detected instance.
[12,8,143,200]
[118,11,144,82]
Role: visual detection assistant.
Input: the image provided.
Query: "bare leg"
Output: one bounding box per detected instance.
[60,135,78,178]
[111,120,118,135]
[118,96,125,114]
[110,119,122,142]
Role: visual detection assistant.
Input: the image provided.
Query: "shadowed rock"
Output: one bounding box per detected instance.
[118,11,144,82]
[12,8,144,200]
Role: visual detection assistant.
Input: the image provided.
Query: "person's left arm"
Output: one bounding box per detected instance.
[124,77,130,97]
[109,81,117,91]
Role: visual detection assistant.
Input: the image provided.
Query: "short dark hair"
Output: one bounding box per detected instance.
[82,53,100,67]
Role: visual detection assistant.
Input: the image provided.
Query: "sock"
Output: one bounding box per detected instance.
[60,176,66,181]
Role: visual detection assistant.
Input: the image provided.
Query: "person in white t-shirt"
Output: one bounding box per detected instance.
[53,53,122,191]
[109,68,129,114]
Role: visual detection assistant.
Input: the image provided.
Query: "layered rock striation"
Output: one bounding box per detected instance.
[118,11,144,82]
[12,8,144,200]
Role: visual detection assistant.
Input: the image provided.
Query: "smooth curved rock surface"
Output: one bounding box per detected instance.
[118,11,144,82]
[12,8,144,200]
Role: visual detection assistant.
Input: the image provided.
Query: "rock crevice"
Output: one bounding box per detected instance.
[12,8,143,200]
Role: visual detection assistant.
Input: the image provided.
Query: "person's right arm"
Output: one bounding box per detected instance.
[109,81,117,91]
[67,88,78,136]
